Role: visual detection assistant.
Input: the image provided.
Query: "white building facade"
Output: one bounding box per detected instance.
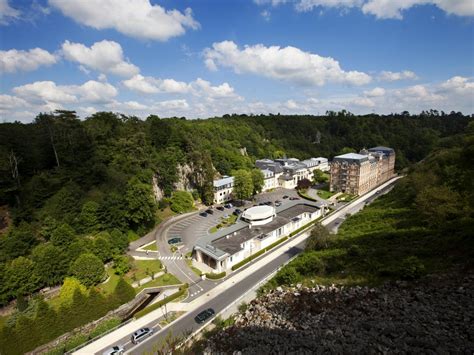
[213,176,234,204]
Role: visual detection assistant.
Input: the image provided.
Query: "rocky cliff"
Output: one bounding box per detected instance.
[204,269,473,354]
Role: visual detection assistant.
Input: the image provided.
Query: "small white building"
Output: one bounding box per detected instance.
[261,169,278,192]
[193,202,325,272]
[213,176,234,204]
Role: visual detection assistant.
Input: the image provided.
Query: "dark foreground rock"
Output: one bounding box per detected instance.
[204,270,474,354]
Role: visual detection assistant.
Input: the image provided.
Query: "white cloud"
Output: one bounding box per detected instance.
[204,41,372,86]
[379,70,418,81]
[0,48,57,73]
[61,40,139,77]
[0,0,20,25]
[261,9,271,21]
[439,76,474,95]
[362,0,474,19]
[256,0,474,18]
[49,0,200,41]
[296,0,363,12]
[364,87,386,97]
[122,75,241,100]
[13,80,118,106]
[122,74,190,94]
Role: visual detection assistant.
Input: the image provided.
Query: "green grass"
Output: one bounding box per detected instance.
[124,260,163,284]
[186,259,203,276]
[209,214,238,233]
[262,183,474,292]
[0,315,6,329]
[337,193,356,202]
[143,242,158,251]
[135,273,181,293]
[156,207,177,224]
[98,267,121,295]
[317,189,336,200]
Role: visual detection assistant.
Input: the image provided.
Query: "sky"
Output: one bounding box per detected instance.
[0,0,473,122]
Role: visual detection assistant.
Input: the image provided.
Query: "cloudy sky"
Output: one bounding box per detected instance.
[0,0,473,122]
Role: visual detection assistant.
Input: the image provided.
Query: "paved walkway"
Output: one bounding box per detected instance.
[131,271,164,288]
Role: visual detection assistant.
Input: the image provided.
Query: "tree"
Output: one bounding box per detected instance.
[233,169,253,200]
[124,177,156,226]
[305,224,331,251]
[251,169,264,195]
[50,223,76,248]
[6,256,39,296]
[79,201,100,233]
[70,253,105,286]
[90,234,113,262]
[59,277,87,306]
[113,255,132,276]
[312,169,329,184]
[109,229,129,254]
[31,243,68,286]
[296,178,312,191]
[169,191,194,213]
[112,277,136,306]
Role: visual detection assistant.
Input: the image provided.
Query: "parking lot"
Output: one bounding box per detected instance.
[166,188,303,254]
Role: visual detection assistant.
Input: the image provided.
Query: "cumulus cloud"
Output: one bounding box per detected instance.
[49,0,200,41]
[0,0,20,25]
[13,80,118,106]
[379,70,418,81]
[122,74,190,94]
[364,87,386,97]
[62,40,139,77]
[256,0,474,19]
[122,75,241,100]
[204,41,372,86]
[0,48,57,73]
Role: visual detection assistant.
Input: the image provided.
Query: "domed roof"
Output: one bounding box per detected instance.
[242,205,275,221]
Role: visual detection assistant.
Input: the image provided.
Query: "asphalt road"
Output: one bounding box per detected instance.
[119,178,401,355]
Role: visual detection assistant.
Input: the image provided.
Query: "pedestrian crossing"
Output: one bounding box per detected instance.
[190,289,203,297]
[158,256,184,260]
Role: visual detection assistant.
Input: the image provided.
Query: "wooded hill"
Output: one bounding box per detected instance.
[0,110,471,307]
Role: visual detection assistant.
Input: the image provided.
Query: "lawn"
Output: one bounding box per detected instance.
[134,273,181,293]
[124,260,163,284]
[143,242,158,251]
[98,267,120,295]
[156,207,176,224]
[186,259,203,276]
[316,185,336,200]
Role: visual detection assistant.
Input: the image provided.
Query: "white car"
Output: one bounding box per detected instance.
[102,345,124,355]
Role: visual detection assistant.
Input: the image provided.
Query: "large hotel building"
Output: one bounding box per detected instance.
[330,146,396,196]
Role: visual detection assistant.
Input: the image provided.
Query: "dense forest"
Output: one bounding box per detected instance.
[0,110,471,306]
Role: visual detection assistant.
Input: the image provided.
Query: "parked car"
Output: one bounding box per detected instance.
[167,236,182,245]
[224,203,233,209]
[103,345,124,355]
[131,327,154,344]
[258,202,265,206]
[200,212,208,217]
[205,209,214,214]
[264,201,273,205]
[282,195,289,199]
[216,206,225,211]
[233,208,242,215]
[194,308,215,324]
[275,202,282,207]
[289,197,300,200]
[275,200,281,204]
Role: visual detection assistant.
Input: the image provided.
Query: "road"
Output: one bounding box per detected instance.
[119,177,401,355]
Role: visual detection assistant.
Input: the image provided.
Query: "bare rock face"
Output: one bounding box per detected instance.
[205,270,474,354]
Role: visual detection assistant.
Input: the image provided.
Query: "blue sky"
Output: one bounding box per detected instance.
[0,0,473,122]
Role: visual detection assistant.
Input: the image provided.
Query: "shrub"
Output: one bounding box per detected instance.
[274,267,301,285]
[113,255,132,276]
[398,256,425,280]
[293,252,325,275]
[135,286,187,318]
[305,224,330,251]
[170,191,194,213]
[204,271,226,280]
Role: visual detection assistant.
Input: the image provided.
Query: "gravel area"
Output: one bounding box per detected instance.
[203,269,474,354]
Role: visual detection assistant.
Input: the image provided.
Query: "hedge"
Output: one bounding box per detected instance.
[0,278,135,355]
[297,190,318,202]
[135,284,188,319]
[204,271,226,280]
